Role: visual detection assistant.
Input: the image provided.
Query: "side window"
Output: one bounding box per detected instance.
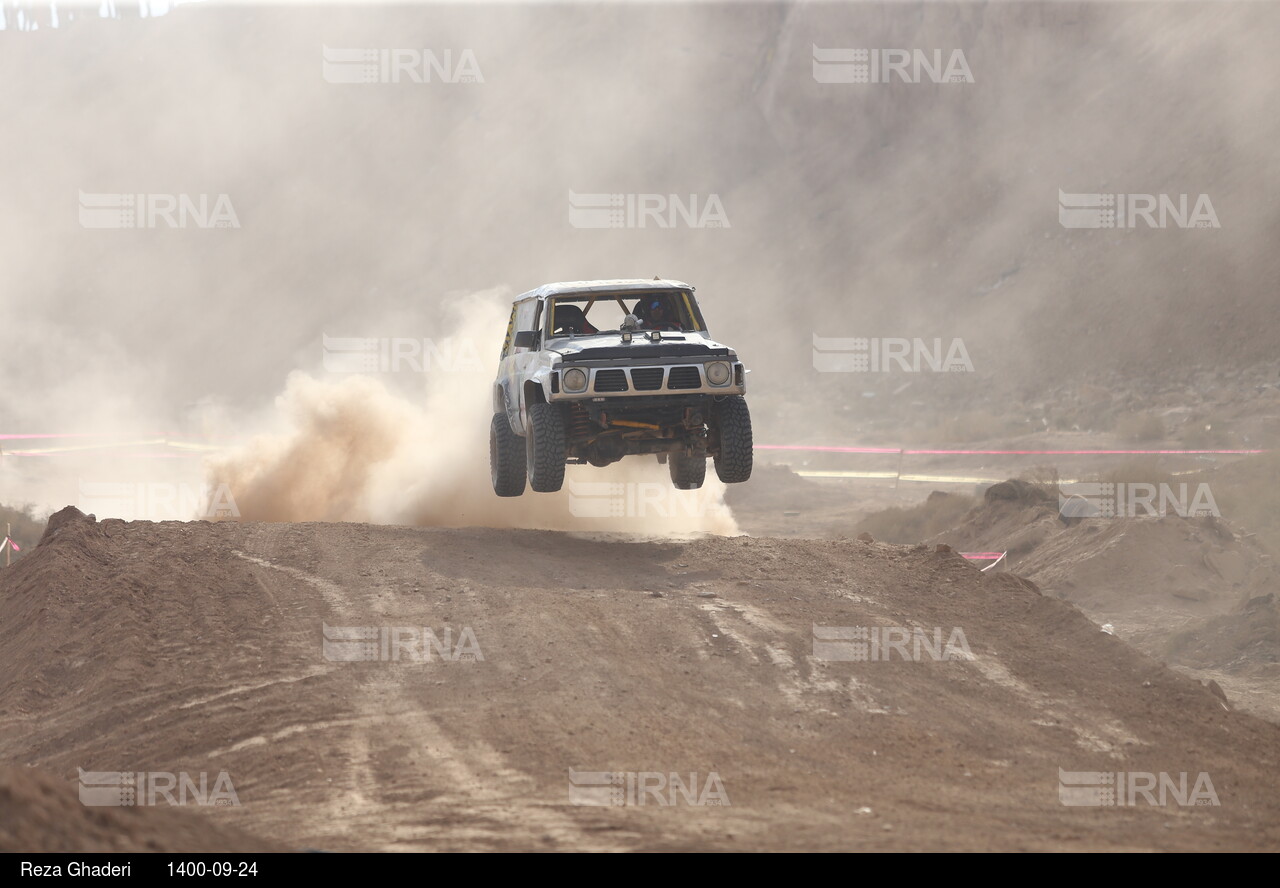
[500,306,518,359]
[514,299,538,350]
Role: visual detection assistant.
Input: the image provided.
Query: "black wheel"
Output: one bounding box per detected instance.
[669,453,707,490]
[490,413,526,497]
[526,402,567,493]
[712,396,753,484]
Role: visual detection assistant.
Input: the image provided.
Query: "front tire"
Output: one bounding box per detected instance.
[669,453,707,490]
[526,402,567,493]
[712,396,753,484]
[490,413,526,497]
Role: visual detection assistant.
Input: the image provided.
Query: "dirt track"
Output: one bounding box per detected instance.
[2,508,1279,851]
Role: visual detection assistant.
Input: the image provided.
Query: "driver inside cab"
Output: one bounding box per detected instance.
[635,296,682,332]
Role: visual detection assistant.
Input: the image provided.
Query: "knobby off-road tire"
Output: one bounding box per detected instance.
[712,396,753,484]
[669,453,707,490]
[526,402,568,493]
[490,413,526,497]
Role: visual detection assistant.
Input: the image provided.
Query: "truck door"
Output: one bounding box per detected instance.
[509,297,541,434]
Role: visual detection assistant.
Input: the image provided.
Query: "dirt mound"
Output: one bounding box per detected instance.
[918,481,1276,614]
[42,504,93,541]
[1166,594,1280,673]
[0,767,282,853]
[0,507,211,716]
[2,509,1279,850]
[982,479,1055,507]
[854,490,979,545]
[846,479,1280,721]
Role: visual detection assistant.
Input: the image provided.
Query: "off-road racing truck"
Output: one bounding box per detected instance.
[490,279,752,495]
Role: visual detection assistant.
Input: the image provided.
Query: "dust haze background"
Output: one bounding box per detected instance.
[1,1,1277,528]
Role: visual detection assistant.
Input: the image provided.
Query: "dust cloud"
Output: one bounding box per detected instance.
[206,291,740,535]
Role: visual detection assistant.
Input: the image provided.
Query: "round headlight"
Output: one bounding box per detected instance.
[706,361,731,386]
[563,368,588,393]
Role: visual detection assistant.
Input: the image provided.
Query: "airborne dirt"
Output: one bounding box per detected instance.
[2,508,1279,851]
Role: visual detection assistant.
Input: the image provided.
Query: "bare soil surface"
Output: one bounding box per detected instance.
[2,508,1279,851]
[0,767,283,853]
[730,464,1280,726]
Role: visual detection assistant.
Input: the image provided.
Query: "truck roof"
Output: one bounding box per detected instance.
[516,279,694,301]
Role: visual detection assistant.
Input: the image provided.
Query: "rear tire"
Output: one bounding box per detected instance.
[669,453,707,490]
[712,396,753,484]
[490,413,526,497]
[526,402,567,493]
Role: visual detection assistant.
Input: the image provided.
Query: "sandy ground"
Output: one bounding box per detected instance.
[2,507,1279,851]
[731,460,1280,726]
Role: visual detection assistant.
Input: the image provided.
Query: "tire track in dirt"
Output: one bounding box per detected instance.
[231,535,621,851]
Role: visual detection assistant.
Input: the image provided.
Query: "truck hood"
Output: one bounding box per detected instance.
[548,333,737,362]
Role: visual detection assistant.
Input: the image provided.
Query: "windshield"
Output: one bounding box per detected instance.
[546,291,705,337]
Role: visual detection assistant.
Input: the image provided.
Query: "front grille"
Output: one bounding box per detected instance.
[667,366,702,390]
[630,368,665,391]
[593,369,628,392]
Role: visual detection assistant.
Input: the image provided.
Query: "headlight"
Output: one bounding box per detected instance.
[563,367,588,393]
[706,361,731,386]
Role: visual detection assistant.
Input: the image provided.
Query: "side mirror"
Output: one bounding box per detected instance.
[513,330,535,349]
